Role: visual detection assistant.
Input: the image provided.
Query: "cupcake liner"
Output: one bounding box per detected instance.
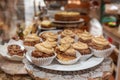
[91,44,115,58]
[26,50,56,66]
[0,39,25,61]
[80,52,93,61]
[56,51,81,65]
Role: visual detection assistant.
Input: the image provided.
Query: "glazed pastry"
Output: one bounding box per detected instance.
[78,30,92,44]
[40,32,58,41]
[61,29,75,38]
[24,34,40,46]
[72,42,91,55]
[60,36,74,44]
[55,11,80,21]
[90,36,110,50]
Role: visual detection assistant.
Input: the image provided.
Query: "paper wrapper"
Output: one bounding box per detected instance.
[56,51,81,65]
[91,44,115,58]
[80,53,93,61]
[26,50,56,66]
[0,39,25,61]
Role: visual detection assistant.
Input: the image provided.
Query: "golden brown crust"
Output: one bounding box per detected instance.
[41,20,52,28]
[60,36,74,44]
[61,29,75,38]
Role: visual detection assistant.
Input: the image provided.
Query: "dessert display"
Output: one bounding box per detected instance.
[60,29,75,38]
[24,34,40,46]
[40,32,58,41]
[72,42,91,55]
[77,30,93,44]
[41,20,52,28]
[90,36,111,50]
[60,36,74,44]
[7,44,26,56]
[54,11,80,21]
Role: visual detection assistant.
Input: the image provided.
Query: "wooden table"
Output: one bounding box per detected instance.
[103,25,120,80]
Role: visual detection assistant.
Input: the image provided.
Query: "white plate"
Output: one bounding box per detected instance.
[40,57,104,71]
[52,18,84,24]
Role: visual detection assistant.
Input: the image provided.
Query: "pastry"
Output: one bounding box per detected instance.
[60,36,74,44]
[90,36,110,50]
[72,42,91,55]
[61,29,75,38]
[40,32,58,41]
[24,34,40,46]
[78,30,92,44]
[55,11,80,21]
[41,20,52,28]
[55,44,76,61]
[7,45,26,56]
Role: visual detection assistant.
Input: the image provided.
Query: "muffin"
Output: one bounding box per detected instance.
[24,34,40,46]
[72,42,91,55]
[61,29,75,38]
[60,36,74,44]
[55,44,76,61]
[55,11,80,21]
[78,30,92,44]
[90,36,110,50]
[40,32,58,41]
[41,20,52,28]
[7,44,26,56]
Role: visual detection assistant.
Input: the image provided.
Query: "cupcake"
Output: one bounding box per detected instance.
[90,36,110,50]
[72,42,91,55]
[24,34,40,46]
[41,20,52,28]
[78,30,92,44]
[60,29,75,38]
[90,36,115,58]
[40,32,58,41]
[60,36,74,44]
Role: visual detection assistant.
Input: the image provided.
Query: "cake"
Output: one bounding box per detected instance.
[78,30,92,44]
[55,11,80,21]
[72,42,91,55]
[90,36,110,50]
[41,20,52,28]
[24,34,40,46]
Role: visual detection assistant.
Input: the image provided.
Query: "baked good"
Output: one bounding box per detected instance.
[72,42,91,55]
[55,44,76,61]
[40,32,58,41]
[78,30,92,44]
[55,11,80,21]
[41,20,52,28]
[32,50,54,58]
[60,36,74,44]
[7,45,26,56]
[24,34,40,46]
[90,36,110,50]
[61,29,75,38]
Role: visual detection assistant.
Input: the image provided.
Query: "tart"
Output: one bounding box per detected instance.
[24,34,40,46]
[55,11,80,21]
[7,44,26,56]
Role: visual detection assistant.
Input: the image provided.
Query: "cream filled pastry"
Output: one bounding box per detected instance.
[90,36,110,50]
[78,30,92,44]
[61,29,75,38]
[72,42,91,55]
[60,36,74,44]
